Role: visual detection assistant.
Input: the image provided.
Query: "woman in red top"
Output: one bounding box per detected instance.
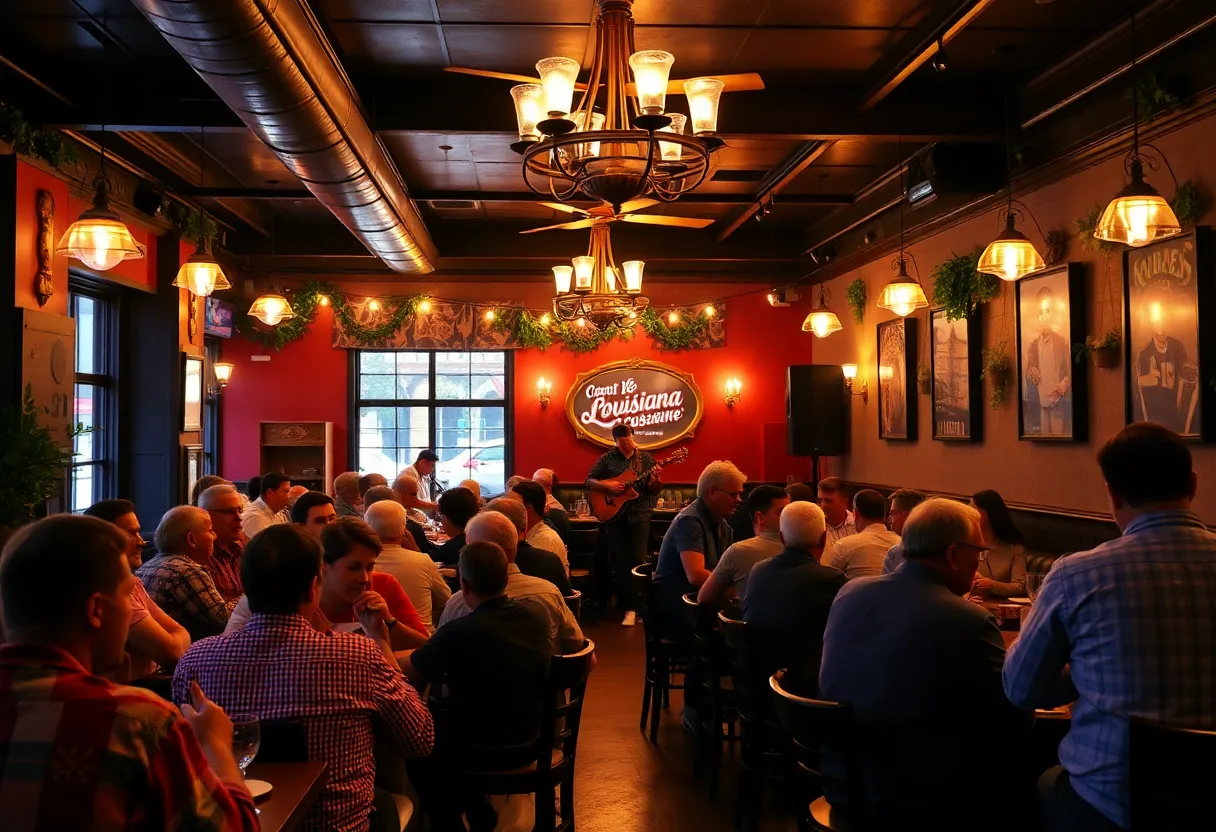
[320,518,429,648]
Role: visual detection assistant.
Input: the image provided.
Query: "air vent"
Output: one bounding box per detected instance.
[711,169,768,183]
[426,200,481,211]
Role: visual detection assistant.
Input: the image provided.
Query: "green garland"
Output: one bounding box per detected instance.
[638,306,713,351]
[1171,179,1208,226]
[170,204,219,246]
[0,103,78,170]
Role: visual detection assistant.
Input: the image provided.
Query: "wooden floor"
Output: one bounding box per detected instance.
[573,619,799,832]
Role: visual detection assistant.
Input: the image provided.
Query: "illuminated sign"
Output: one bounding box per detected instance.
[565,359,703,449]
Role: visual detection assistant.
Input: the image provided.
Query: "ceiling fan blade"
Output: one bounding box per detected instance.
[617,198,659,215]
[444,66,539,85]
[538,202,592,216]
[519,218,597,234]
[663,72,766,94]
[621,214,714,229]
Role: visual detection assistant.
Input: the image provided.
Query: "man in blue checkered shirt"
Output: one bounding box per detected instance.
[1003,423,1216,831]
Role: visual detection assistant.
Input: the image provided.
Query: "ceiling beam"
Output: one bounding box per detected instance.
[185,187,855,206]
[715,141,834,242]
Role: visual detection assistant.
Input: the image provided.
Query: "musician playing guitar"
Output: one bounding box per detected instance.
[586,423,659,627]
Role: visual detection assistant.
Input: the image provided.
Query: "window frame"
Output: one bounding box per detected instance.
[68,274,121,511]
[203,336,223,476]
[348,349,514,490]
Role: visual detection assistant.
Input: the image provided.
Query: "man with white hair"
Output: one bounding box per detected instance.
[818,498,1029,825]
[365,500,450,633]
[333,471,363,518]
[199,483,247,603]
[744,500,847,693]
[438,512,584,654]
[136,506,236,640]
[485,497,572,595]
[532,468,564,512]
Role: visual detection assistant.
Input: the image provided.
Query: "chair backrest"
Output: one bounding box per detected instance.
[545,508,572,547]
[769,670,862,811]
[536,639,597,777]
[568,528,600,561]
[719,612,766,721]
[258,717,309,764]
[563,590,582,620]
[1130,716,1216,830]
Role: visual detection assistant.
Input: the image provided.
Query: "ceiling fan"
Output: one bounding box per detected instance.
[520,198,713,234]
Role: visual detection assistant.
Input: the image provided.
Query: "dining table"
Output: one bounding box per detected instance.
[245,761,328,832]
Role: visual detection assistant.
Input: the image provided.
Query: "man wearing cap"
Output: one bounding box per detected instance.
[587,423,659,626]
[404,450,442,508]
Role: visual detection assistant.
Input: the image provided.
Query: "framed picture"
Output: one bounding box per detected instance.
[182,354,204,432]
[183,445,204,502]
[1016,263,1088,441]
[204,296,235,338]
[1124,228,1215,440]
[930,308,983,441]
[877,317,917,441]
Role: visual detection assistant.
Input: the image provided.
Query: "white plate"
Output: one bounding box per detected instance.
[245,779,273,800]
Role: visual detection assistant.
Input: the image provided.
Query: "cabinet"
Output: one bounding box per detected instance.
[259,421,334,495]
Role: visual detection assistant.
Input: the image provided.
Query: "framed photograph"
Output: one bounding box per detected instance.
[1124,228,1215,440]
[877,317,917,441]
[183,445,204,502]
[1016,263,1088,441]
[930,308,983,442]
[182,354,204,432]
[204,296,235,338]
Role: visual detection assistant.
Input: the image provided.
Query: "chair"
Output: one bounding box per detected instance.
[682,593,739,800]
[631,563,688,744]
[568,527,599,618]
[444,640,597,832]
[563,590,582,621]
[545,508,572,548]
[770,670,861,832]
[257,717,309,763]
[1130,716,1216,830]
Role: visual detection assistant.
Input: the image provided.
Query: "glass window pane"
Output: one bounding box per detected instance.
[396,352,430,374]
[74,296,96,374]
[471,406,506,445]
[470,352,504,374]
[471,376,505,400]
[74,384,96,461]
[360,352,396,375]
[396,375,429,399]
[396,407,429,450]
[360,374,396,400]
[435,374,470,399]
[71,464,96,512]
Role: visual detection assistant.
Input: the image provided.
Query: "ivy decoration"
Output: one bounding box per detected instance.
[639,306,715,351]
[982,344,1012,409]
[500,309,555,351]
[1074,205,1121,255]
[552,320,620,354]
[930,252,996,322]
[332,293,421,345]
[846,278,867,324]
[237,281,337,350]
[0,103,78,170]
[1134,72,1181,123]
[169,204,219,246]
[1171,179,1208,226]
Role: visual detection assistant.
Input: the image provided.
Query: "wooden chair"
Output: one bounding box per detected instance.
[445,640,597,832]
[682,593,739,800]
[544,508,572,547]
[567,527,599,618]
[563,590,582,621]
[631,563,687,743]
[1130,716,1216,831]
[769,671,861,832]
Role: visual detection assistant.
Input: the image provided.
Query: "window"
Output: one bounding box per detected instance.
[204,336,222,476]
[69,284,118,512]
[354,351,511,496]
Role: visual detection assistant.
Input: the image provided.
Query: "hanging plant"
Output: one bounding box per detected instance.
[0,103,78,170]
[846,279,867,324]
[1134,72,1181,123]
[930,252,996,322]
[170,204,219,246]
[1073,329,1122,368]
[638,306,715,351]
[1170,179,1208,226]
[1074,205,1121,255]
[983,343,1012,409]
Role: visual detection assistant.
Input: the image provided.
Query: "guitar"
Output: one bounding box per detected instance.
[589,447,690,522]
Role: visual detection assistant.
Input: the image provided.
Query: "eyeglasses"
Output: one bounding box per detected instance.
[954,542,991,559]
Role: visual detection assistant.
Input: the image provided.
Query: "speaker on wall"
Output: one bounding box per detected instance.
[787,365,848,456]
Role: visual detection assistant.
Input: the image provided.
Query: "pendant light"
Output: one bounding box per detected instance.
[173,128,230,296]
[877,138,928,317]
[248,181,295,326]
[802,286,843,338]
[1094,11,1181,248]
[978,51,1046,281]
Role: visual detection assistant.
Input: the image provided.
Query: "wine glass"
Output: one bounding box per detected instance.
[231,714,261,776]
[1025,572,1046,603]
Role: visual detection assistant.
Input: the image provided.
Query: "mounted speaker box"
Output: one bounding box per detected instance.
[905,143,1006,208]
[787,365,848,457]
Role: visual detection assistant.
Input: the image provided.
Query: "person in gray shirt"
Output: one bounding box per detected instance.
[697,485,788,606]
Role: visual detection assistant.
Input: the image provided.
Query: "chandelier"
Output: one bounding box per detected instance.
[551,221,649,329]
[510,0,727,211]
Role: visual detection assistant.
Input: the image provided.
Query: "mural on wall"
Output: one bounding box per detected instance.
[1016,263,1088,442]
[931,309,982,442]
[565,359,704,449]
[334,298,519,350]
[1124,229,1213,439]
[877,317,917,441]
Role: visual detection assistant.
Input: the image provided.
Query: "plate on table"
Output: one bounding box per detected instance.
[245,779,273,800]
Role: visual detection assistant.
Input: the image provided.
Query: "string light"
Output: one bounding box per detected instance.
[668,310,680,325]
[628,311,637,320]
[484,309,497,322]
[418,299,432,313]
[368,298,380,312]
[703,305,716,318]
[539,312,552,326]
[577,317,586,328]
[318,295,330,306]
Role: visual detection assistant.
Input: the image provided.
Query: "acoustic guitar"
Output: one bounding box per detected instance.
[589,447,689,522]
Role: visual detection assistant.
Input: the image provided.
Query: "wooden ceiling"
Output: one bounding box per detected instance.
[3,0,1211,284]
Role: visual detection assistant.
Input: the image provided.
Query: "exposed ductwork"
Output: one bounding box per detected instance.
[131,0,436,273]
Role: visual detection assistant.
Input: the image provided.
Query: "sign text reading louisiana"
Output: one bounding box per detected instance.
[579,377,686,429]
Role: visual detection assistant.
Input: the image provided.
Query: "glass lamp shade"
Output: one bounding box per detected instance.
[57,181,145,272]
[535,57,580,117]
[552,264,573,294]
[605,266,618,292]
[802,307,843,338]
[572,256,595,292]
[658,113,687,161]
[1094,162,1182,247]
[570,110,605,160]
[248,293,295,326]
[213,362,234,386]
[841,363,858,381]
[978,213,1046,281]
[629,51,675,115]
[622,260,645,294]
[510,84,545,141]
[876,263,929,317]
[684,77,725,135]
[172,242,232,296]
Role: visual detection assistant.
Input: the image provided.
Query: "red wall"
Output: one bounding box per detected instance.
[219,288,814,485]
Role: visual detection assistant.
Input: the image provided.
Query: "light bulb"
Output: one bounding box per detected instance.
[213,362,234,386]
[535,57,580,117]
[621,260,645,294]
[629,51,674,115]
[484,309,497,322]
[91,225,114,270]
[576,317,586,328]
[418,299,432,313]
[540,312,552,326]
[628,311,637,320]
[572,256,595,291]
[668,310,680,325]
[704,305,716,318]
[684,77,725,135]
[319,294,330,306]
[368,299,381,312]
[841,364,858,380]
[510,84,545,140]
[803,309,843,338]
[658,113,687,161]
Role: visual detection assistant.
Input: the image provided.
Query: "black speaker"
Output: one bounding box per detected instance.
[787,365,848,456]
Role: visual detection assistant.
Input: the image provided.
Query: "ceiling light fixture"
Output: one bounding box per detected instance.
[802,286,843,338]
[551,221,649,329]
[511,0,727,211]
[248,180,295,326]
[172,127,231,296]
[877,137,928,317]
[1094,11,1181,248]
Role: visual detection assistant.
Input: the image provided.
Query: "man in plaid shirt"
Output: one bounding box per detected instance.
[0,515,257,831]
[136,505,236,640]
[174,524,434,832]
[1005,423,1216,831]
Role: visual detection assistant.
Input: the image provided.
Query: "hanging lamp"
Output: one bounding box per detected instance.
[876,138,928,317]
[978,50,1046,281]
[1094,11,1181,248]
[173,128,230,296]
[802,286,843,337]
[248,180,295,326]
[57,173,145,272]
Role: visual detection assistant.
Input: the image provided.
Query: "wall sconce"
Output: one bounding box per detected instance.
[537,376,552,409]
[842,364,868,404]
[724,377,742,408]
[214,362,234,391]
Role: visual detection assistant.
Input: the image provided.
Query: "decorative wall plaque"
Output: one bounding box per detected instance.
[35,189,54,307]
[564,359,703,449]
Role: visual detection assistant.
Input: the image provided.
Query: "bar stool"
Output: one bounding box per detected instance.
[682,593,739,800]
[631,563,687,743]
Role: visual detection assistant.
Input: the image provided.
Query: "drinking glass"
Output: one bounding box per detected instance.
[231,714,261,776]
[1025,572,1046,603]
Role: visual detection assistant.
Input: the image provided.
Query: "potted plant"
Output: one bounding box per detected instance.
[846,278,867,325]
[1073,329,1121,368]
[983,343,1012,409]
[917,363,932,394]
[0,385,84,530]
[931,252,998,322]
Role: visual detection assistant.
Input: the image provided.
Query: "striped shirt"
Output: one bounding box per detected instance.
[1003,509,1216,828]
